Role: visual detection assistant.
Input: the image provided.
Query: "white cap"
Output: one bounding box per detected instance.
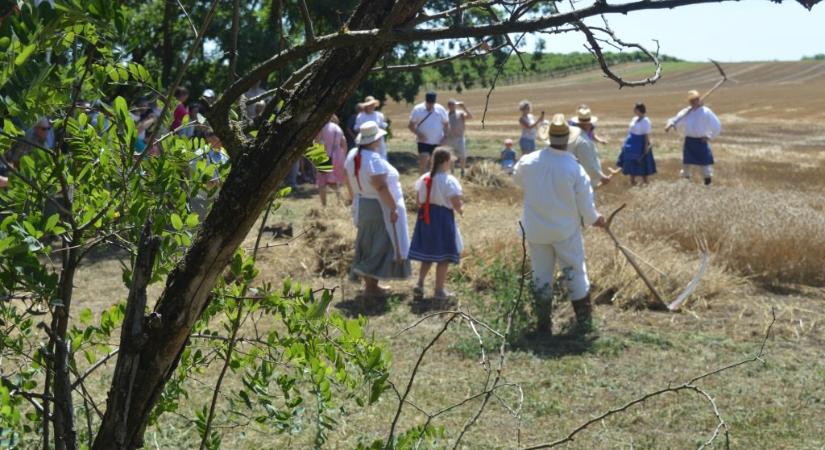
[202,89,216,99]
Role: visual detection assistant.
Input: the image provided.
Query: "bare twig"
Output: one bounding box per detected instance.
[575,19,662,88]
[521,308,776,449]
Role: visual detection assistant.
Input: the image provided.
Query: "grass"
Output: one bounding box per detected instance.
[15,64,825,448]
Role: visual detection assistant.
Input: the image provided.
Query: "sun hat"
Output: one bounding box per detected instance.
[538,114,580,146]
[504,138,513,145]
[355,120,387,146]
[358,95,380,108]
[687,90,701,101]
[569,106,598,125]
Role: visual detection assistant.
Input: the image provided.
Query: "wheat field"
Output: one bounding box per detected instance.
[69,62,825,449]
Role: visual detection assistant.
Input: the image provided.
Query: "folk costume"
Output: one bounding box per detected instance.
[617,116,657,177]
[345,122,411,280]
[568,108,608,184]
[354,96,389,160]
[315,121,347,187]
[515,114,600,329]
[667,91,721,183]
[409,172,464,264]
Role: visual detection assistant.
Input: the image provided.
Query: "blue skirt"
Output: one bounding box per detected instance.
[409,204,460,264]
[617,133,657,176]
[683,137,714,166]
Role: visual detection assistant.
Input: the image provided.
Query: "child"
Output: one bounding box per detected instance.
[616,102,657,185]
[500,138,517,174]
[409,148,464,300]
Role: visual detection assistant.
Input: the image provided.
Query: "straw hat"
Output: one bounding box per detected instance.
[359,95,380,108]
[538,114,580,146]
[687,90,701,101]
[355,120,387,146]
[569,106,598,125]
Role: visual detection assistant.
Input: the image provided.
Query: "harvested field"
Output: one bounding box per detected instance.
[68,62,824,449]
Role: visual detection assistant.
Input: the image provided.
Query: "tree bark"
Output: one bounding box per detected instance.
[92,1,428,448]
[51,244,80,450]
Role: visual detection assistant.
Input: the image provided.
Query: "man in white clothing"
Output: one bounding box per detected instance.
[666,90,722,185]
[514,114,606,331]
[408,91,449,174]
[567,107,613,187]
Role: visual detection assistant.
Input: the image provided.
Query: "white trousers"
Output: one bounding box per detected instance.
[681,164,713,179]
[528,231,590,302]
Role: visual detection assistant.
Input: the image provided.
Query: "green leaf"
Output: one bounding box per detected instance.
[185,213,199,228]
[79,308,93,325]
[170,214,183,231]
[14,44,36,66]
[44,214,59,233]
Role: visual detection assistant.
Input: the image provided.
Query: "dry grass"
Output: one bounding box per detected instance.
[618,181,825,286]
[463,161,512,188]
[458,230,743,311]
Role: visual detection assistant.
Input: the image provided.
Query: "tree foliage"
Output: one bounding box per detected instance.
[0,0,817,449]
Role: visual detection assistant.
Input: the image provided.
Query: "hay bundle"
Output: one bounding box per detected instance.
[464,161,511,188]
[304,209,353,278]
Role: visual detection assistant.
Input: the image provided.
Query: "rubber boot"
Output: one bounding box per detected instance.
[571,295,593,332]
[533,286,552,333]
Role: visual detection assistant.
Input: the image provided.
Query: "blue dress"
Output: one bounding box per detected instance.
[617,133,657,176]
[409,204,460,264]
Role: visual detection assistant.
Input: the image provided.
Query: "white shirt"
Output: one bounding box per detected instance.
[520,114,537,140]
[354,111,388,159]
[667,106,721,139]
[410,103,448,145]
[344,148,402,201]
[414,172,462,209]
[513,147,599,244]
[629,116,652,135]
[569,134,604,182]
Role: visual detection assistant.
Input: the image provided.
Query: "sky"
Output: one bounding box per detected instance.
[531,2,825,62]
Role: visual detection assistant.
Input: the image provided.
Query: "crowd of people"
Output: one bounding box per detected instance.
[0,82,722,332]
[335,88,722,331]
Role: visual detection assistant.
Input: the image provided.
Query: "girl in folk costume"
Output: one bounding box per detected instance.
[616,103,657,185]
[344,121,411,296]
[409,148,464,300]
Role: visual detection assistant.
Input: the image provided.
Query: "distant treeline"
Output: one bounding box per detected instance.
[423,51,680,91]
[802,54,825,60]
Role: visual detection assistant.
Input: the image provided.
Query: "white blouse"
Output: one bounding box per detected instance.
[414,172,463,209]
[629,116,652,135]
[344,148,401,201]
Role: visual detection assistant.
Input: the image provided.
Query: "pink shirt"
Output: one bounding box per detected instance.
[172,102,188,130]
[316,122,347,182]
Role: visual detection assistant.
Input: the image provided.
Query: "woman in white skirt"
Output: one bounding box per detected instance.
[409,148,464,300]
[344,121,411,296]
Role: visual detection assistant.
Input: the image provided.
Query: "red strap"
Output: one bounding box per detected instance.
[354,150,363,191]
[420,175,433,225]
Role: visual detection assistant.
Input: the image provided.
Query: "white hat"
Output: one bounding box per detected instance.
[355,120,387,146]
[202,89,216,100]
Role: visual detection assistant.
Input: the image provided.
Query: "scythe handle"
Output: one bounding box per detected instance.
[603,204,666,307]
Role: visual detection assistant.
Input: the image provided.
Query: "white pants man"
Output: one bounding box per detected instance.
[529,232,590,331]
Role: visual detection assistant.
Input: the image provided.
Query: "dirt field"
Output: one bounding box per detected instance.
[73,62,825,449]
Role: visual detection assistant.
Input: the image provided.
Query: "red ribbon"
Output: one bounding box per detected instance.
[420,174,433,225]
[354,150,363,191]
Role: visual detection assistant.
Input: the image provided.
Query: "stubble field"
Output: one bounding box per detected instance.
[73,62,825,449]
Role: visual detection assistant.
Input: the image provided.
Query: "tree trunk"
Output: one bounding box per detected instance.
[92,1,427,448]
[51,245,79,450]
[160,0,176,85]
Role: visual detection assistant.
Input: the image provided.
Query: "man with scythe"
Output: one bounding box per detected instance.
[666,90,723,185]
[514,114,606,332]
